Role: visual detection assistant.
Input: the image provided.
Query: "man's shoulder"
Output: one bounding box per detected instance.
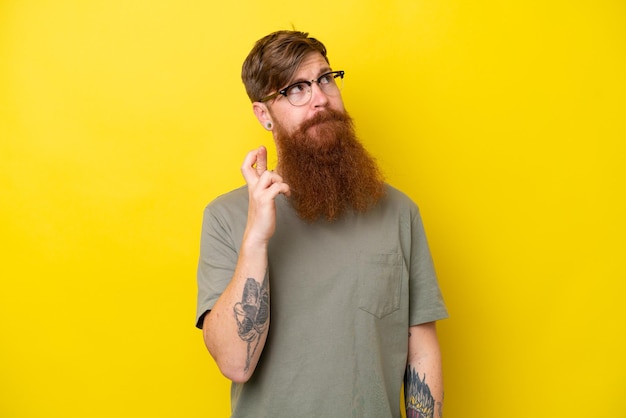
[382,183,419,209]
[212,185,249,204]
[203,185,249,217]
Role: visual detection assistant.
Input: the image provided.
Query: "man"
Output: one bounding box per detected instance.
[196,30,448,418]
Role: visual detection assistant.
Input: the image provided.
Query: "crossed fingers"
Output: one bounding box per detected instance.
[241,146,290,197]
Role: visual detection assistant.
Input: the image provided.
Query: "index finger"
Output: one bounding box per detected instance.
[241,146,267,184]
[255,145,268,175]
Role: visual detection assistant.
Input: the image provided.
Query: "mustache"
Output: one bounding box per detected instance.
[297,109,349,132]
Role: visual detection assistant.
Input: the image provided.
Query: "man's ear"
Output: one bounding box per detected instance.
[252,102,274,131]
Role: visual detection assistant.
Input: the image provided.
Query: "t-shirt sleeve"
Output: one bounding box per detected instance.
[408,206,449,326]
[195,202,240,329]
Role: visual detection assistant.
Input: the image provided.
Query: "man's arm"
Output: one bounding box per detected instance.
[405,321,444,418]
[202,146,290,383]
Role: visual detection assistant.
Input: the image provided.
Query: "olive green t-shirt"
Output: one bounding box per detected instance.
[196,184,448,418]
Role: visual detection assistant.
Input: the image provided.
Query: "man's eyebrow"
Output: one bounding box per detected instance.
[317,67,332,77]
[289,67,333,85]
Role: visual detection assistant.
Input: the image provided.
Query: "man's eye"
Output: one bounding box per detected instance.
[319,74,333,84]
[287,83,307,96]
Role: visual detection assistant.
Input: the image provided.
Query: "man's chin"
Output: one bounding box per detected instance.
[303,121,342,146]
[304,124,327,139]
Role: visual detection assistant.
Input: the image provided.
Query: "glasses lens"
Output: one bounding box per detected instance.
[283,71,345,106]
[286,83,310,106]
[319,72,343,97]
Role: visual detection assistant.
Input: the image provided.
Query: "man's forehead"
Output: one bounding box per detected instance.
[290,53,331,81]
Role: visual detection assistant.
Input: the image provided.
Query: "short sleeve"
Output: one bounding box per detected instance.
[195,188,248,328]
[408,206,448,325]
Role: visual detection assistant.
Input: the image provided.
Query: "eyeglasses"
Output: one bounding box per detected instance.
[260,70,345,106]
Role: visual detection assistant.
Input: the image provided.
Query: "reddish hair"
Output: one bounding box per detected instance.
[241,31,329,103]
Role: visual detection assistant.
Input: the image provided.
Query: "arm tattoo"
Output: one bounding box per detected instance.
[437,395,444,418]
[405,365,435,418]
[233,275,269,372]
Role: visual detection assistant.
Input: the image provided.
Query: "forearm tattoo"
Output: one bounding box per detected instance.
[405,365,436,418]
[233,275,269,372]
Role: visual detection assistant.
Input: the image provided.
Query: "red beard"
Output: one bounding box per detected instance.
[274,109,385,222]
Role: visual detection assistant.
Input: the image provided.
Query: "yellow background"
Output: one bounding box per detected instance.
[1,1,624,417]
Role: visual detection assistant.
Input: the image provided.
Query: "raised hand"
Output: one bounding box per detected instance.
[240,146,290,246]
[203,146,288,382]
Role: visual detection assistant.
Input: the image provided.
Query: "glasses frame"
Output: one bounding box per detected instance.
[260,70,345,106]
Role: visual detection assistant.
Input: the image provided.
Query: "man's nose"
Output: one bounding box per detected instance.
[309,82,329,107]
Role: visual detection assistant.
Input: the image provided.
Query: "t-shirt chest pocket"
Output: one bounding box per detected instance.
[357,253,403,318]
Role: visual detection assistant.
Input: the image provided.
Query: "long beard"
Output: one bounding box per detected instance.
[275,109,385,222]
